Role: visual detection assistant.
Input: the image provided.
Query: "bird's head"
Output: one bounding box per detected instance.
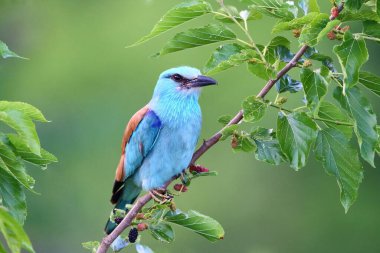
[152,66,217,100]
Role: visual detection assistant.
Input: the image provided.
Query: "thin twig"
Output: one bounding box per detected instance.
[96,4,344,253]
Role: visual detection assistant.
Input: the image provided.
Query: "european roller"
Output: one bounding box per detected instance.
[104,66,217,237]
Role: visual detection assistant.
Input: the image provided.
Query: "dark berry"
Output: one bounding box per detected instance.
[128,228,139,243]
[173,184,188,192]
[114,217,123,224]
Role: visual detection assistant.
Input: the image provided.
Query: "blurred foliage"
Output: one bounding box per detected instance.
[1,0,380,253]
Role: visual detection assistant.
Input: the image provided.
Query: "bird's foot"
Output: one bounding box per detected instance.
[149,188,173,204]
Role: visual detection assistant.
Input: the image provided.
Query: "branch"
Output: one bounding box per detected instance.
[96,4,344,253]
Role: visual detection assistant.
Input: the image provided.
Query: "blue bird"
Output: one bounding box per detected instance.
[104,66,217,239]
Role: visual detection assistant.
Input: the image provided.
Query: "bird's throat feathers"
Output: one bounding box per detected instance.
[149,91,201,128]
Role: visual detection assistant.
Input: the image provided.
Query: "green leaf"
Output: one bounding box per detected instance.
[165,210,224,242]
[220,124,238,141]
[358,71,380,97]
[318,102,353,138]
[0,139,35,192]
[314,128,363,212]
[300,68,328,115]
[247,0,298,21]
[277,112,318,170]
[340,7,380,22]
[128,0,212,47]
[298,0,320,14]
[0,101,49,156]
[82,241,100,253]
[242,96,268,123]
[156,24,236,56]
[0,166,27,224]
[276,74,303,93]
[299,13,337,46]
[0,41,25,59]
[247,61,276,80]
[232,132,256,152]
[251,127,286,165]
[214,6,262,23]
[149,223,174,243]
[333,32,368,89]
[264,36,293,64]
[7,134,57,168]
[0,207,34,253]
[190,171,218,179]
[334,86,378,167]
[0,102,48,122]
[218,115,232,125]
[346,0,365,10]
[272,12,318,33]
[376,126,380,155]
[203,44,255,75]
[363,21,380,41]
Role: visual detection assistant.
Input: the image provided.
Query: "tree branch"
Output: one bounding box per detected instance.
[96,4,344,253]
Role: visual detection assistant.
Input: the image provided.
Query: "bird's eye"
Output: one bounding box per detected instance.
[171,74,183,82]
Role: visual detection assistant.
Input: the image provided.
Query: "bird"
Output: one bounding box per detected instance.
[104,66,217,240]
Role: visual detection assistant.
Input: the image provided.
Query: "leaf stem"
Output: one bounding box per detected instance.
[354,33,380,42]
[216,1,267,64]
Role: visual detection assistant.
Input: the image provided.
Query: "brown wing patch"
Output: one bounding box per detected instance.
[111,105,149,204]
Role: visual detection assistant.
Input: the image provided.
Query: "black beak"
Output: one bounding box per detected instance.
[188,75,217,88]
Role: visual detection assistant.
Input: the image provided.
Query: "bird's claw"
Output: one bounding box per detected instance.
[149,189,173,204]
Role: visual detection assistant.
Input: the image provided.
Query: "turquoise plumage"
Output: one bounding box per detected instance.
[104,66,217,244]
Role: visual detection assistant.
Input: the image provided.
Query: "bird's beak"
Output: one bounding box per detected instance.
[188,75,217,88]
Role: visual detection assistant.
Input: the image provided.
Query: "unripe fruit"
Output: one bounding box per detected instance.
[173,184,188,192]
[137,223,148,231]
[128,228,138,243]
[292,29,301,38]
[189,164,209,173]
[330,6,339,18]
[327,31,336,40]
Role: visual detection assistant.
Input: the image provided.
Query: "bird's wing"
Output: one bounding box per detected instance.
[111,106,162,203]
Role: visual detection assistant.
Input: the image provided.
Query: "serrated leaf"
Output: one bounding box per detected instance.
[248,0,298,21]
[264,36,293,64]
[164,210,224,242]
[340,7,380,22]
[247,61,276,80]
[0,207,34,253]
[220,124,238,141]
[0,102,48,122]
[214,6,262,23]
[204,44,255,75]
[7,134,57,168]
[298,0,320,14]
[300,68,328,115]
[333,32,368,89]
[272,12,318,33]
[157,24,236,56]
[276,74,303,93]
[314,128,363,212]
[346,0,365,10]
[0,139,35,192]
[318,102,353,138]
[242,96,268,123]
[334,86,377,167]
[0,41,25,59]
[299,13,333,46]
[277,112,318,170]
[358,71,380,96]
[128,0,212,47]
[251,128,286,165]
[149,223,174,243]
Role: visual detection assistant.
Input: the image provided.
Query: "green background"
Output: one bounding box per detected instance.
[1,1,380,252]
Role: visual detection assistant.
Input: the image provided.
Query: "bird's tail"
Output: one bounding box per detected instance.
[104,178,141,235]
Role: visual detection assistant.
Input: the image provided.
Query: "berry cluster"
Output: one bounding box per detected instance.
[173,183,188,192]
